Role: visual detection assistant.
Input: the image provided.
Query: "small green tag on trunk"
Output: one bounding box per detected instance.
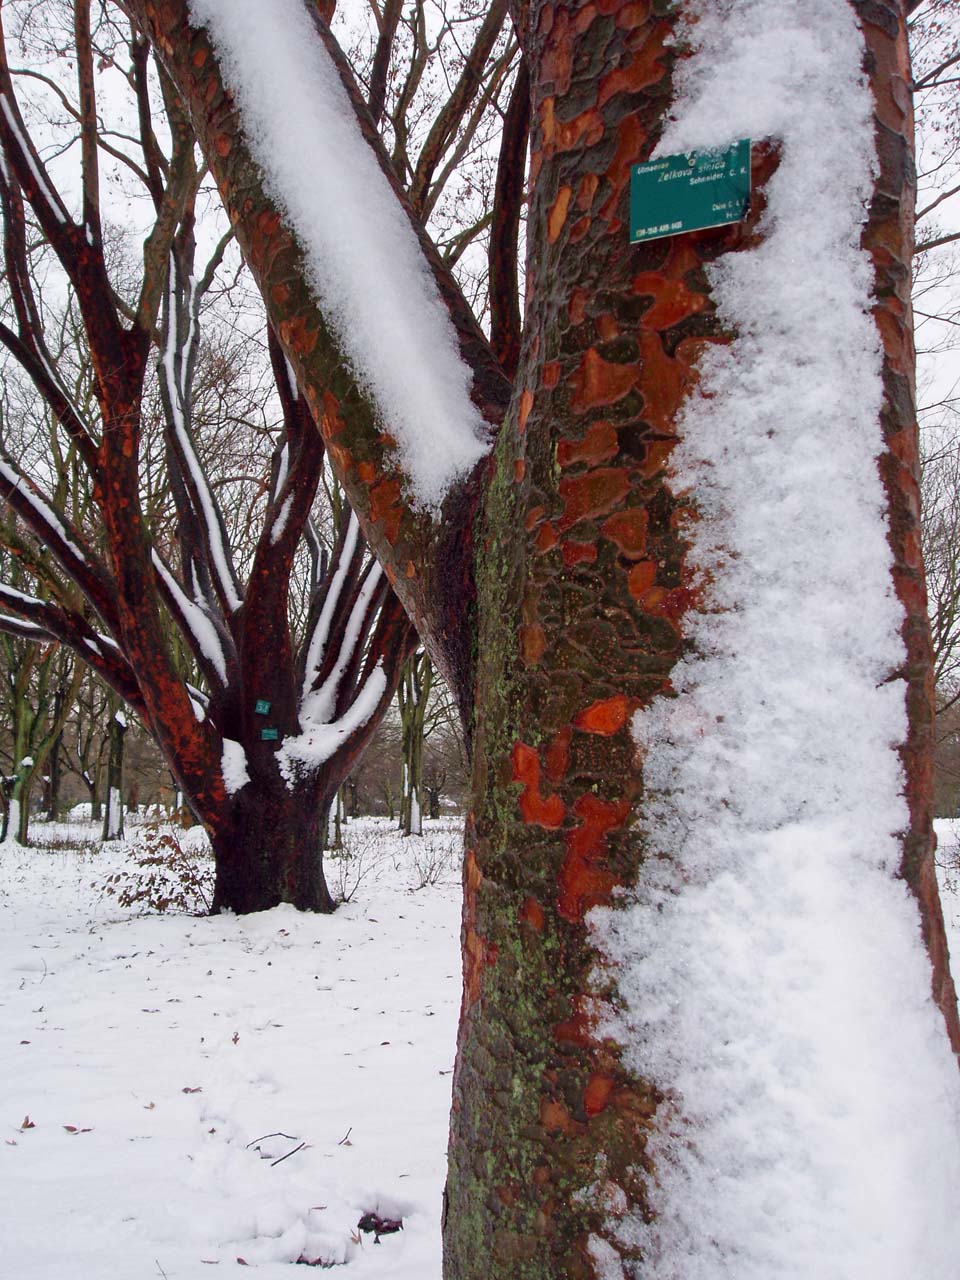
[630,139,751,244]
[254,699,271,715]
[260,727,279,741]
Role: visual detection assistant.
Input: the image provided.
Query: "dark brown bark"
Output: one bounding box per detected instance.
[856,0,960,1051]
[489,57,530,380]
[212,778,336,914]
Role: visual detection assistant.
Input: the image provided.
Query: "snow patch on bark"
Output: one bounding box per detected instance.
[591,2,960,1276]
[189,0,489,510]
[221,739,250,797]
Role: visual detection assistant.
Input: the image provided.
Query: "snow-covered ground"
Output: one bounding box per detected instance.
[0,817,463,1278]
[2,815,959,1277]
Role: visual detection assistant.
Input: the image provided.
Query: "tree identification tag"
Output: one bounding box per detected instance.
[630,139,751,243]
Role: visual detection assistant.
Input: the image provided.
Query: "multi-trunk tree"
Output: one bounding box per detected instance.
[67,0,960,1273]
[0,4,414,909]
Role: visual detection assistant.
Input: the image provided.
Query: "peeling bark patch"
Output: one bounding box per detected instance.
[512,742,565,828]
[557,421,619,469]
[548,186,573,243]
[558,794,630,922]
[521,624,548,666]
[598,20,669,106]
[570,349,638,413]
[562,540,598,568]
[574,695,631,736]
[368,478,403,545]
[518,389,535,434]
[601,508,649,557]
[583,1073,616,1117]
[519,896,546,932]
[558,468,631,532]
[545,725,572,784]
[627,559,658,599]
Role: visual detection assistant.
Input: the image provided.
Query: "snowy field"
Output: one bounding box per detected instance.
[0,817,463,1277]
[2,815,960,1278]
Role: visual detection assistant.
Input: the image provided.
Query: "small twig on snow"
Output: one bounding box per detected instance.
[245,1131,298,1148]
[271,1141,306,1167]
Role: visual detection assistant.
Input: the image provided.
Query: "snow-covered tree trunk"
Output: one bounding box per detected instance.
[445,4,960,1276]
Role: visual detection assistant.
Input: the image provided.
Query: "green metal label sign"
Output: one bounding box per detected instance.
[260,727,279,741]
[254,699,271,715]
[630,139,751,244]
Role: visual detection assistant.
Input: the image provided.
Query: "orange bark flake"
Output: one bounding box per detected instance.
[577,173,599,210]
[573,695,631,736]
[583,1073,616,1117]
[540,97,605,157]
[599,114,647,223]
[525,505,545,533]
[558,793,631,923]
[561,540,598,569]
[597,21,669,108]
[319,391,344,440]
[627,559,658,599]
[570,348,638,414]
[569,215,592,243]
[632,273,707,332]
[520,624,547,667]
[539,1095,582,1136]
[635,331,695,435]
[518,389,535,434]
[540,8,574,95]
[462,850,487,1010]
[544,725,572,784]
[617,1,653,27]
[513,458,527,483]
[548,185,574,243]
[518,896,546,932]
[535,522,559,554]
[635,582,701,633]
[555,998,598,1050]
[597,313,620,342]
[557,421,619,469]
[357,460,377,485]
[512,742,565,829]
[326,442,354,475]
[569,288,589,326]
[278,314,318,358]
[557,468,631,532]
[368,478,403,545]
[543,361,562,389]
[601,507,649,557]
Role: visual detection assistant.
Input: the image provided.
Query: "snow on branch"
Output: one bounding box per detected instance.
[0,586,143,711]
[0,452,120,634]
[591,2,960,1275]
[300,509,361,703]
[151,549,230,688]
[159,254,243,614]
[189,0,490,510]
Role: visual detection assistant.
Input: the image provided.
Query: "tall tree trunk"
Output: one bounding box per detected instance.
[443,2,960,1276]
[101,709,126,842]
[399,651,431,836]
[211,781,336,914]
